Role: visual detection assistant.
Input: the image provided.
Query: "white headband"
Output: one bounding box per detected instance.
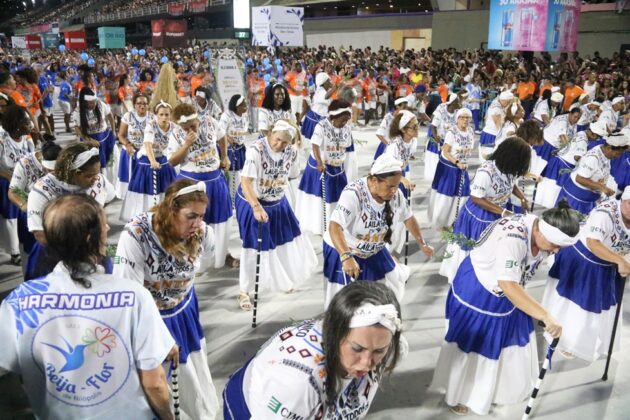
[605,132,628,147]
[551,92,564,102]
[175,181,206,198]
[589,121,608,137]
[499,91,514,101]
[316,72,330,87]
[398,110,416,130]
[612,97,625,105]
[456,108,472,119]
[349,303,402,335]
[394,97,408,106]
[622,185,630,201]
[155,100,172,112]
[446,93,458,105]
[83,94,97,101]
[41,159,56,170]
[195,91,206,99]
[538,219,578,247]
[0,92,9,101]
[236,96,245,106]
[177,113,198,124]
[271,120,297,140]
[329,107,352,117]
[589,101,601,108]
[72,148,99,170]
[370,154,403,175]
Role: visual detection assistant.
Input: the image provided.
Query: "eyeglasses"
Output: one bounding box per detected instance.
[136,102,149,105]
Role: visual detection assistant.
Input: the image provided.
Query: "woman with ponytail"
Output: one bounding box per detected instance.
[323,154,433,307]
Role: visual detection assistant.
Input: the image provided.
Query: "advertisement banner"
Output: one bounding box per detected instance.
[164,19,187,48]
[252,6,304,47]
[214,49,246,111]
[64,31,87,49]
[11,36,27,49]
[98,27,126,49]
[168,3,186,16]
[40,33,59,49]
[189,0,207,13]
[151,19,165,48]
[25,34,42,49]
[488,0,548,51]
[545,0,581,52]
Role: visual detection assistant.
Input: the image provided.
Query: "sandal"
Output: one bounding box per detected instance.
[560,350,576,360]
[10,254,21,266]
[238,293,252,311]
[225,254,240,268]
[449,404,469,416]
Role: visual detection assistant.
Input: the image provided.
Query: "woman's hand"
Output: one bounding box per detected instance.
[618,259,630,277]
[149,159,160,169]
[541,313,562,338]
[456,162,467,170]
[520,198,530,211]
[342,257,361,280]
[253,205,269,223]
[124,143,135,155]
[184,130,198,146]
[600,184,615,196]
[421,243,435,258]
[165,345,179,368]
[402,178,416,192]
[221,156,231,170]
[317,161,326,173]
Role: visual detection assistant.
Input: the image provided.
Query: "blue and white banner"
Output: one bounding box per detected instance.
[252,6,304,47]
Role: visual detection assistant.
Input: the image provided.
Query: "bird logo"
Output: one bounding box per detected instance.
[42,337,88,373]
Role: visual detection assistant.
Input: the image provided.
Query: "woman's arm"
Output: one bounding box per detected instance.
[471,196,507,216]
[330,221,361,279]
[575,174,614,196]
[498,281,562,337]
[241,176,268,223]
[586,238,630,275]
[118,121,135,155]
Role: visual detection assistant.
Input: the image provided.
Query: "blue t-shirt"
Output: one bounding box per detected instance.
[58,81,72,102]
[38,75,53,108]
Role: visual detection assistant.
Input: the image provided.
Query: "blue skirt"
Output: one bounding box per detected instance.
[323,241,396,285]
[0,178,19,219]
[223,358,253,420]
[25,242,113,281]
[373,141,387,161]
[426,138,441,155]
[298,156,347,204]
[235,187,302,250]
[533,140,557,162]
[541,156,574,186]
[160,288,203,364]
[127,155,176,195]
[346,141,355,153]
[300,109,325,140]
[576,124,588,132]
[445,256,534,360]
[228,144,246,171]
[556,177,600,215]
[479,131,496,147]
[431,155,470,196]
[177,169,232,224]
[549,240,623,314]
[117,147,136,183]
[452,199,500,251]
[89,129,116,169]
[587,138,606,151]
[612,153,630,191]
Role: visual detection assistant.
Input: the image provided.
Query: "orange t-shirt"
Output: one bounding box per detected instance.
[517,81,537,101]
[396,84,413,98]
[563,85,584,111]
[329,74,341,100]
[177,74,191,98]
[190,75,204,97]
[137,81,154,94]
[539,82,553,98]
[285,71,308,97]
[0,87,27,108]
[118,85,134,102]
[249,78,265,108]
[437,84,448,103]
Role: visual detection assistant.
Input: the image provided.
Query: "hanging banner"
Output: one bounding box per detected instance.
[252,6,304,47]
[25,34,42,49]
[64,31,87,49]
[164,19,187,48]
[11,36,27,49]
[189,0,207,13]
[168,3,186,16]
[40,33,59,49]
[214,48,245,111]
[98,27,126,49]
[152,19,165,48]
[545,0,581,52]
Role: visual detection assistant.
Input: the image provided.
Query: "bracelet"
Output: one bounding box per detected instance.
[340,252,353,262]
[252,203,261,209]
[501,209,509,217]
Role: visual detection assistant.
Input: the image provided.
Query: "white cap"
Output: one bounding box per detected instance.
[551,86,561,93]
[589,101,601,108]
[456,108,472,119]
[394,97,409,106]
[499,91,514,101]
[612,96,625,105]
[446,93,459,105]
[370,154,403,175]
[622,185,630,201]
[605,132,629,147]
[551,92,564,103]
[315,72,330,87]
[589,120,608,137]
[579,93,589,101]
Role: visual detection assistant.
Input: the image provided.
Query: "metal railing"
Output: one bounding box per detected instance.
[84,0,226,24]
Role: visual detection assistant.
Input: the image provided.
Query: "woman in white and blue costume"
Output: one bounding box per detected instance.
[533,106,582,164]
[535,120,607,209]
[424,93,461,182]
[324,154,433,307]
[301,72,335,143]
[26,143,115,280]
[119,100,177,222]
[235,119,317,311]
[167,103,238,269]
[223,281,404,420]
[218,94,250,204]
[295,100,353,235]
[432,202,580,415]
[114,178,220,419]
[258,83,294,136]
[373,96,409,161]
[116,92,150,199]
[429,108,474,230]
[440,137,531,282]
[73,87,117,182]
[556,132,628,215]
[542,187,630,362]
[478,90,513,161]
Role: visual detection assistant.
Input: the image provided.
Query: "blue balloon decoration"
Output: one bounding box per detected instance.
[263,74,271,83]
[263,57,270,66]
[131,48,138,55]
[203,50,209,58]
[246,58,254,66]
[265,63,272,70]
[139,49,146,56]
[277,64,282,72]
[177,61,184,66]
[161,56,169,64]
[80,52,89,61]
[87,58,95,67]
[275,58,281,65]
[58,44,65,52]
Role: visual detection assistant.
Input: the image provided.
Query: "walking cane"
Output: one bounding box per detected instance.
[452,157,467,224]
[404,190,411,266]
[321,171,328,233]
[171,364,181,420]
[522,333,560,420]
[530,183,538,213]
[251,222,263,328]
[152,167,158,207]
[602,275,627,381]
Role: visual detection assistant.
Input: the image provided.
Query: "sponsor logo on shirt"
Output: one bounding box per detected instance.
[267,395,305,419]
